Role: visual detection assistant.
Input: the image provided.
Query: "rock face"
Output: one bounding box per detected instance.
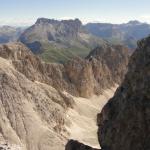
[0,143,22,150]
[19,18,107,63]
[65,140,100,150]
[0,42,128,98]
[21,18,82,44]
[0,42,128,150]
[98,36,150,150]
[65,44,128,97]
[86,44,128,84]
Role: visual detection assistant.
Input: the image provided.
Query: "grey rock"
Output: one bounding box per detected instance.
[98,36,150,150]
[65,140,100,150]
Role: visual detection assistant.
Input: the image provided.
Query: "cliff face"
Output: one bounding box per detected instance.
[0,26,24,44]
[85,20,150,49]
[0,42,128,150]
[86,44,128,84]
[65,44,128,97]
[98,36,150,150]
[0,42,128,98]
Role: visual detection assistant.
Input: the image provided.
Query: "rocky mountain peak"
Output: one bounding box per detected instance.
[0,42,128,98]
[35,17,82,28]
[0,40,129,150]
[86,44,129,84]
[127,20,142,25]
[86,44,128,59]
[61,18,82,28]
[0,42,31,60]
[35,18,60,24]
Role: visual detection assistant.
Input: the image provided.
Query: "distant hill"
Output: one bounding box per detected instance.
[0,26,25,43]
[85,20,150,49]
[19,18,107,63]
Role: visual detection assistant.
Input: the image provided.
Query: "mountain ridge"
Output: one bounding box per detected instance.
[18,18,108,63]
[0,42,128,98]
[85,20,150,49]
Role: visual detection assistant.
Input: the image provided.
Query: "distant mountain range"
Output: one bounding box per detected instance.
[19,18,107,63]
[85,20,150,49]
[0,19,150,63]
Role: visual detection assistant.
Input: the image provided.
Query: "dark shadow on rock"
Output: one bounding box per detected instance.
[65,140,101,150]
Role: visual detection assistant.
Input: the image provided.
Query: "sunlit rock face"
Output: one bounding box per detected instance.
[0,42,128,150]
[19,18,108,63]
[0,42,128,98]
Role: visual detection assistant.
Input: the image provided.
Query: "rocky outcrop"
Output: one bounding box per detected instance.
[0,41,128,149]
[65,140,100,150]
[86,44,128,84]
[0,43,78,150]
[24,18,82,42]
[0,53,77,149]
[98,36,150,150]
[65,44,128,97]
[0,42,128,98]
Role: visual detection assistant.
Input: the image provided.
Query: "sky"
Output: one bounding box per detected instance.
[0,0,150,26]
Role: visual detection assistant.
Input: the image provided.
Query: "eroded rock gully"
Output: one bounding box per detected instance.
[66,36,150,150]
[0,42,128,150]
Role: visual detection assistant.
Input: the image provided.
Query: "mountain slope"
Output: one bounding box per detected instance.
[65,35,150,150]
[0,42,128,98]
[85,20,150,50]
[0,42,128,150]
[0,56,71,150]
[98,36,150,150]
[19,18,107,63]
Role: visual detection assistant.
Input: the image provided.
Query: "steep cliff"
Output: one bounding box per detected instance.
[0,56,73,150]
[0,42,128,150]
[98,36,150,150]
[0,42,128,98]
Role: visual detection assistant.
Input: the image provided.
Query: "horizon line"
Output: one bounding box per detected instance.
[0,17,149,27]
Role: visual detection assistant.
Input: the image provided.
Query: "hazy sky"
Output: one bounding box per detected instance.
[0,0,150,26]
